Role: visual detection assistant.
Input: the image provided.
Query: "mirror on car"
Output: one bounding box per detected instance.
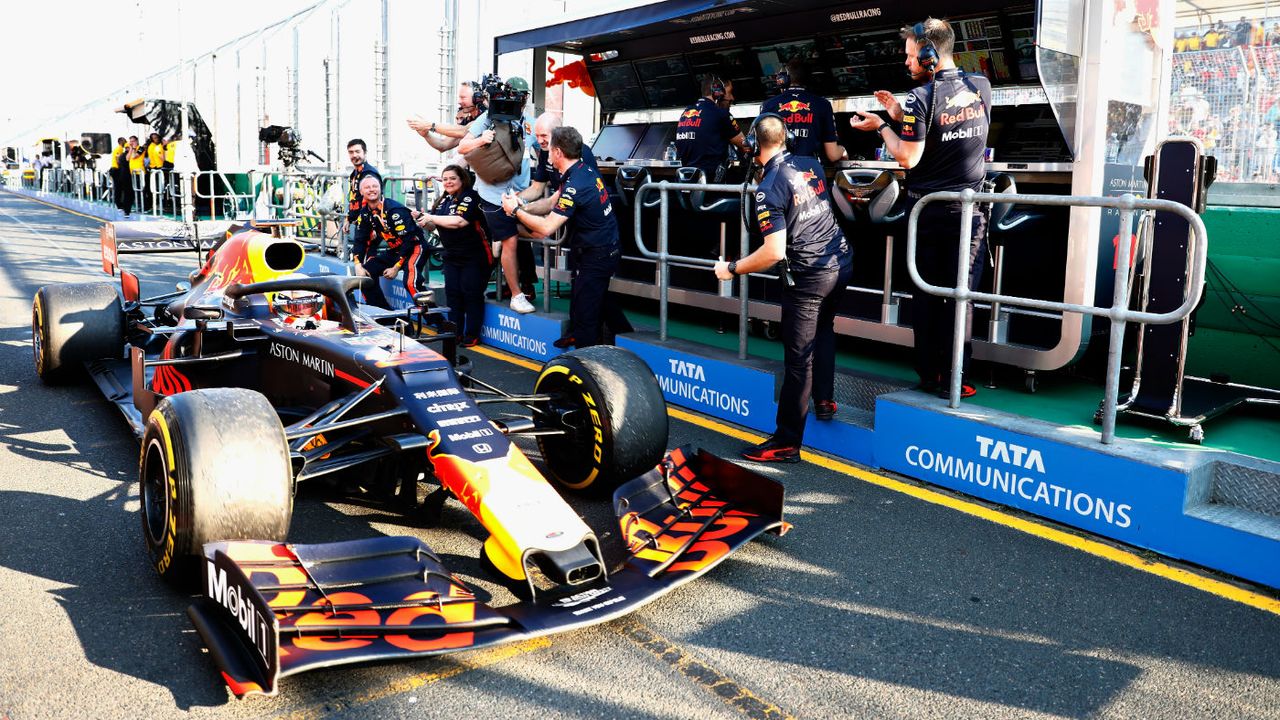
[413,290,434,308]
[183,305,224,321]
[175,281,191,293]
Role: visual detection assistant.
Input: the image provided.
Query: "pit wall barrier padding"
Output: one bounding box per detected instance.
[518,330,1277,590]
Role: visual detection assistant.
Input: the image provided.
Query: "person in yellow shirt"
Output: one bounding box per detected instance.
[111,137,134,216]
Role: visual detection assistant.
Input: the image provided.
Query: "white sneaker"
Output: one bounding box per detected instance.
[510,293,535,314]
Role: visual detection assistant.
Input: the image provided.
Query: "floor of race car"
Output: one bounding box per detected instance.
[2,190,1280,720]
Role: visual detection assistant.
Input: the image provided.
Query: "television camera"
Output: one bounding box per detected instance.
[477,73,530,122]
[258,125,325,169]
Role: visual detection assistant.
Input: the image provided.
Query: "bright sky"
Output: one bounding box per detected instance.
[2,0,319,142]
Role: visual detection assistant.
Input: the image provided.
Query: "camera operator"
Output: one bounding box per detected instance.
[849,17,991,398]
[457,75,540,314]
[760,59,847,163]
[351,175,425,310]
[502,126,632,348]
[343,138,381,247]
[408,81,484,163]
[713,115,851,463]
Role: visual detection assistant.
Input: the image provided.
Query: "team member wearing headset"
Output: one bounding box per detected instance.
[850,17,991,398]
[714,115,851,463]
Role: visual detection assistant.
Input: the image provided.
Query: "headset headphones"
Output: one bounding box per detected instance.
[913,22,939,71]
[708,75,726,102]
[774,68,791,90]
[744,112,796,159]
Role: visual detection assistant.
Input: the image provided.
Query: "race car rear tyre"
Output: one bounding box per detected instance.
[534,346,668,494]
[32,282,124,383]
[139,388,293,584]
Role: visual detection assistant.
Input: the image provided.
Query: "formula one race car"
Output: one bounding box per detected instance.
[32,221,788,696]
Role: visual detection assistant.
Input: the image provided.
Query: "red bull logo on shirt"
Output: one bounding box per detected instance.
[777,100,813,124]
[678,108,703,128]
[778,100,811,113]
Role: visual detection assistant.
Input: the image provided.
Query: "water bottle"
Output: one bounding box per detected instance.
[665,142,678,163]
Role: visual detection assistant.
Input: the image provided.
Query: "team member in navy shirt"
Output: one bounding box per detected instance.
[415,165,490,347]
[351,175,425,310]
[502,126,633,348]
[522,112,599,201]
[714,116,852,463]
[674,76,751,180]
[342,139,381,242]
[851,17,991,398]
[760,59,847,163]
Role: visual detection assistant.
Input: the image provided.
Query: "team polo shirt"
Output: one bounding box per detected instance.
[146,142,164,169]
[753,152,847,273]
[901,69,992,193]
[674,97,741,177]
[532,143,598,192]
[434,188,490,265]
[467,111,539,206]
[550,159,619,250]
[347,162,381,222]
[760,87,838,159]
[352,197,424,263]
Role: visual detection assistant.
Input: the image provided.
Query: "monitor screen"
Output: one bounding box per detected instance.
[635,56,698,109]
[632,122,677,160]
[951,15,1013,83]
[687,48,765,103]
[591,123,647,162]
[1007,10,1038,81]
[753,40,824,95]
[588,63,648,112]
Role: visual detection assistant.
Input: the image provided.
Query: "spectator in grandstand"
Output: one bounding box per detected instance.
[1234,17,1253,47]
[414,165,490,347]
[1252,124,1277,180]
[1267,22,1280,46]
[1185,29,1203,51]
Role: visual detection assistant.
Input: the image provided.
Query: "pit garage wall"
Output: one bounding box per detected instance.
[1186,206,1280,390]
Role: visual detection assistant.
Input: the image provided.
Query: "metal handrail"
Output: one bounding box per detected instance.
[907,189,1208,444]
[634,180,756,359]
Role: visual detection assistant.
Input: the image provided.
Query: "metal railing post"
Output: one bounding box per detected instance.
[1100,195,1137,444]
[737,188,750,360]
[948,189,977,408]
[658,181,670,342]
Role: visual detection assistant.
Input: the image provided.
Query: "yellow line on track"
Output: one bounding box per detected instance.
[473,342,1280,617]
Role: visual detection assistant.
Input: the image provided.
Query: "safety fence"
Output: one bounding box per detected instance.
[632,181,1208,445]
[1172,45,1280,182]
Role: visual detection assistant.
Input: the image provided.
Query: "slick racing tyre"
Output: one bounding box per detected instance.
[32,282,124,383]
[139,388,293,584]
[534,346,668,494]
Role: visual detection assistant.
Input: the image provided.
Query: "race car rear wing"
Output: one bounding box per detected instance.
[99,220,240,278]
[187,445,788,697]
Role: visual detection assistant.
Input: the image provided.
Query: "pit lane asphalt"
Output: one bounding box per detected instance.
[0,191,1278,720]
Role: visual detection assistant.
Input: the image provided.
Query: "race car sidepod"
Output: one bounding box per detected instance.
[187,445,789,697]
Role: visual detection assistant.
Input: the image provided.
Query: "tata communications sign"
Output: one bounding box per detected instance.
[617,337,776,431]
[875,401,1186,542]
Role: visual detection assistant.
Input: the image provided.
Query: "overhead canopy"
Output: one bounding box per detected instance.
[497,0,755,55]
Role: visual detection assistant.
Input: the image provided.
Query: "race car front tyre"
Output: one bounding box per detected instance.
[139,388,293,584]
[534,346,668,494]
[32,282,124,383]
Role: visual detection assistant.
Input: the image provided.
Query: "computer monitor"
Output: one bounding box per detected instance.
[591,123,647,162]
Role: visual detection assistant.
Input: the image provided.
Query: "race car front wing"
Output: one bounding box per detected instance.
[187,445,789,697]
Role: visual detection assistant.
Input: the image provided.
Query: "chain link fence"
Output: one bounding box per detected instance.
[1172,42,1280,183]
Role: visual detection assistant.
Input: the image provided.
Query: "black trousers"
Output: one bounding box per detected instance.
[443,259,490,341]
[775,261,852,446]
[909,198,988,386]
[361,247,423,310]
[570,246,632,347]
[112,169,134,214]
